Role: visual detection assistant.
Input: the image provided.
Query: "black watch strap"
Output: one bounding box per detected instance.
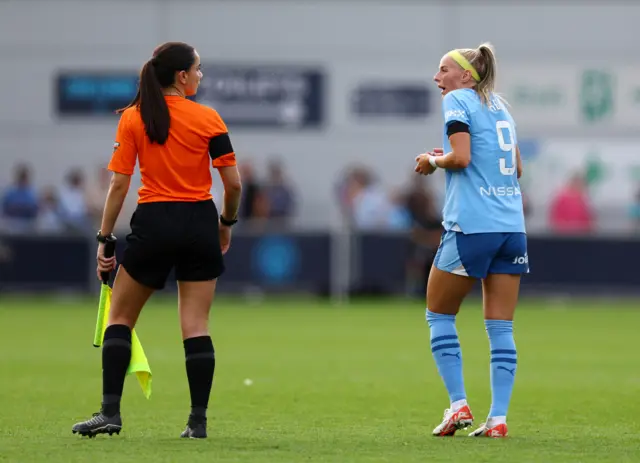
[220,215,238,227]
[96,230,115,243]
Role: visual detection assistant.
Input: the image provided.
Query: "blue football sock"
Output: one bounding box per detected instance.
[426,310,466,404]
[485,319,517,418]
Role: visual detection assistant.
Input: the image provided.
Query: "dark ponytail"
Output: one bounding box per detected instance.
[138,60,170,144]
[117,42,196,145]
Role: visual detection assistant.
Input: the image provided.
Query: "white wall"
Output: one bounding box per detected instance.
[0,0,637,226]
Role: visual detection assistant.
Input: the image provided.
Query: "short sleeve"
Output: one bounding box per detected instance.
[207,110,237,168]
[442,91,471,127]
[108,111,137,175]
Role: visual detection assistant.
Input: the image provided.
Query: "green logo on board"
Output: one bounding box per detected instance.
[579,70,615,123]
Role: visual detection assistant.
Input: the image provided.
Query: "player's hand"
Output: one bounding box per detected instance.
[96,242,116,279]
[219,223,232,255]
[415,153,436,175]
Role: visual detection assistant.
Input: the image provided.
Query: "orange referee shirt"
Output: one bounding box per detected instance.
[108,95,236,203]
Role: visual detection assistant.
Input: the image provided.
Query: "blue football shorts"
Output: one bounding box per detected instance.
[434,230,529,279]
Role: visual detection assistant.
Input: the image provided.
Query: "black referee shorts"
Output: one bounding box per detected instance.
[121,200,225,290]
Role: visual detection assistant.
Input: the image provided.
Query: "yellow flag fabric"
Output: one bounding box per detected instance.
[100,287,152,399]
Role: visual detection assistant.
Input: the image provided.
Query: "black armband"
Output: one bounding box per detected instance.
[209,133,234,160]
[446,121,470,137]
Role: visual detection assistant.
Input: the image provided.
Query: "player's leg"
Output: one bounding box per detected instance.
[427,231,478,436]
[73,204,171,437]
[469,233,527,438]
[175,200,225,439]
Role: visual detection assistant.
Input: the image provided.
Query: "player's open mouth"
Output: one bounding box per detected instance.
[438,85,446,94]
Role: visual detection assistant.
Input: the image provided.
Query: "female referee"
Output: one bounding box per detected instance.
[415,43,526,438]
[72,42,242,439]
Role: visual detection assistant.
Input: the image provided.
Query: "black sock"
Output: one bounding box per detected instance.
[101,324,132,417]
[184,336,215,422]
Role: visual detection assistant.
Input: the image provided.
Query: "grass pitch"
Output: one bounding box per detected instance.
[1,295,639,462]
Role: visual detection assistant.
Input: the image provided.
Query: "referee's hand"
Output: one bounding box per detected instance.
[219,223,231,255]
[96,242,117,279]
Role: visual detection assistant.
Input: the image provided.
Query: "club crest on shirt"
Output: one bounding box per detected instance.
[113,142,120,152]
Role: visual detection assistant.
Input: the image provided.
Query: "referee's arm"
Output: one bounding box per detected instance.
[208,118,241,221]
[103,112,136,235]
[100,173,131,235]
[218,165,242,222]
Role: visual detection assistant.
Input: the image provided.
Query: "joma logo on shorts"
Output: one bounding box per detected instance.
[512,254,528,265]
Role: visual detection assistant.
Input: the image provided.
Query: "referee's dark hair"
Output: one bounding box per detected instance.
[118,42,196,145]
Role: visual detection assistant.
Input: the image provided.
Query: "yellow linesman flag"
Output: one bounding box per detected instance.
[95,286,152,399]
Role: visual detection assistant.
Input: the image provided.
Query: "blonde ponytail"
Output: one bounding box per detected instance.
[475,43,498,105]
[456,42,501,106]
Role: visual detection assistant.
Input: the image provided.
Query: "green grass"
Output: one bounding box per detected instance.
[1,295,639,462]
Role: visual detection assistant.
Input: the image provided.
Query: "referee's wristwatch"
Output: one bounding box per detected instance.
[96,230,116,243]
[219,215,238,227]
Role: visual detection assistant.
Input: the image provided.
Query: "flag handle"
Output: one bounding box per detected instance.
[101,236,117,284]
[93,236,117,348]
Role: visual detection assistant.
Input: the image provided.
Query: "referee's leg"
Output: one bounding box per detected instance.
[72,266,155,437]
[102,266,155,410]
[174,199,224,438]
[177,279,217,438]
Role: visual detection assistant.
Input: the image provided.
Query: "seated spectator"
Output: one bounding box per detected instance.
[549,172,594,234]
[1,164,38,232]
[36,188,64,233]
[387,190,412,230]
[351,169,405,230]
[238,161,260,221]
[265,159,295,224]
[402,175,442,295]
[58,169,91,233]
[404,175,440,230]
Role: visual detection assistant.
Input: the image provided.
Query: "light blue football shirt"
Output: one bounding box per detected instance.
[440,88,526,234]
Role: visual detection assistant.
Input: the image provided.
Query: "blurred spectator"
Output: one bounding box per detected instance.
[402,175,442,295]
[252,189,271,222]
[1,164,39,232]
[404,175,440,229]
[549,172,594,234]
[36,188,64,233]
[350,168,409,230]
[350,168,383,229]
[238,161,260,220]
[334,166,410,230]
[58,169,91,233]
[265,159,295,223]
[387,190,412,230]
